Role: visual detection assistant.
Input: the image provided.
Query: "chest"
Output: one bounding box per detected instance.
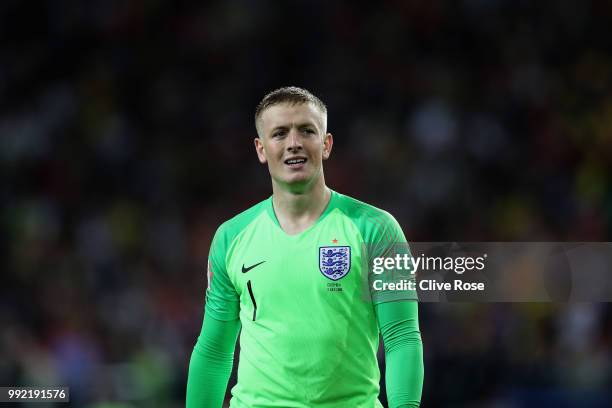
[227,227,365,307]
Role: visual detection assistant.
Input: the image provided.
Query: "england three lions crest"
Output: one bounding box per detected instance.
[319,246,351,281]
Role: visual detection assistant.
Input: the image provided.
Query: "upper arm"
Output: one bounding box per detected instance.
[366,211,417,304]
[205,226,240,321]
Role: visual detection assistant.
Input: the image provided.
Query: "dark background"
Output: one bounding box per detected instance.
[1,1,611,407]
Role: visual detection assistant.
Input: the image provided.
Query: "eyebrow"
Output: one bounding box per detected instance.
[270,122,318,133]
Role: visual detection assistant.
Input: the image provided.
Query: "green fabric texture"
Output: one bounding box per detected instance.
[187,190,422,407]
[186,301,423,408]
[186,313,240,408]
[376,301,424,408]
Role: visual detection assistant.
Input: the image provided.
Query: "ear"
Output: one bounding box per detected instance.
[254,137,267,164]
[322,133,333,160]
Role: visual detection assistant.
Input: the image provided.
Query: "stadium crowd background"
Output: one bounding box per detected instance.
[1,1,611,407]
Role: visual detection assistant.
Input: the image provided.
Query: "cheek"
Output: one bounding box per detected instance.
[316,144,326,157]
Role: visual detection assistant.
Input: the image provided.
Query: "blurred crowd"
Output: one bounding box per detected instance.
[1,1,611,407]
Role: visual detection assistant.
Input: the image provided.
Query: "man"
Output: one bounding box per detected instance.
[186,87,423,407]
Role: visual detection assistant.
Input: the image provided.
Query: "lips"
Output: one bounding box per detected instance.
[284,157,307,167]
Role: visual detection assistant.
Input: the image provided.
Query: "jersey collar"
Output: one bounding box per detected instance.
[266,189,338,235]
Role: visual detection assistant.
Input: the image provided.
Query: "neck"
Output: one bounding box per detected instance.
[271,177,331,235]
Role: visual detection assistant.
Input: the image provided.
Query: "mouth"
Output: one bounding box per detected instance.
[284,157,307,168]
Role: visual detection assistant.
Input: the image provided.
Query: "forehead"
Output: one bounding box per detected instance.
[259,102,324,131]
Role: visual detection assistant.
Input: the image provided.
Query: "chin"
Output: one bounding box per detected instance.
[274,175,314,192]
[277,170,309,183]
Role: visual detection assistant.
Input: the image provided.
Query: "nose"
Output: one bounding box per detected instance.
[286,128,303,152]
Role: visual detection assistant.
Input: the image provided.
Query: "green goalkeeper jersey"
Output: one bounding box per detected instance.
[205,190,416,407]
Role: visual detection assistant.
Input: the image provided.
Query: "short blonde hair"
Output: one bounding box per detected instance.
[255,86,327,135]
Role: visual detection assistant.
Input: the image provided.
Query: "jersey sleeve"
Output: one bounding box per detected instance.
[375,301,423,408]
[186,313,241,407]
[205,224,240,321]
[366,211,418,304]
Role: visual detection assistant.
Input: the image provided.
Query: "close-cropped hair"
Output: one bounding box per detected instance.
[255,86,327,135]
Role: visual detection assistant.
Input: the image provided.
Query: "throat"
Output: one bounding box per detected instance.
[272,186,331,235]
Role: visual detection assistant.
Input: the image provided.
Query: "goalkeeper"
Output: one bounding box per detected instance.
[186,87,424,407]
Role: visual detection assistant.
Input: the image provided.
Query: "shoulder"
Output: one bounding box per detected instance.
[220,198,269,234]
[211,198,270,253]
[334,191,391,220]
[333,191,404,241]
